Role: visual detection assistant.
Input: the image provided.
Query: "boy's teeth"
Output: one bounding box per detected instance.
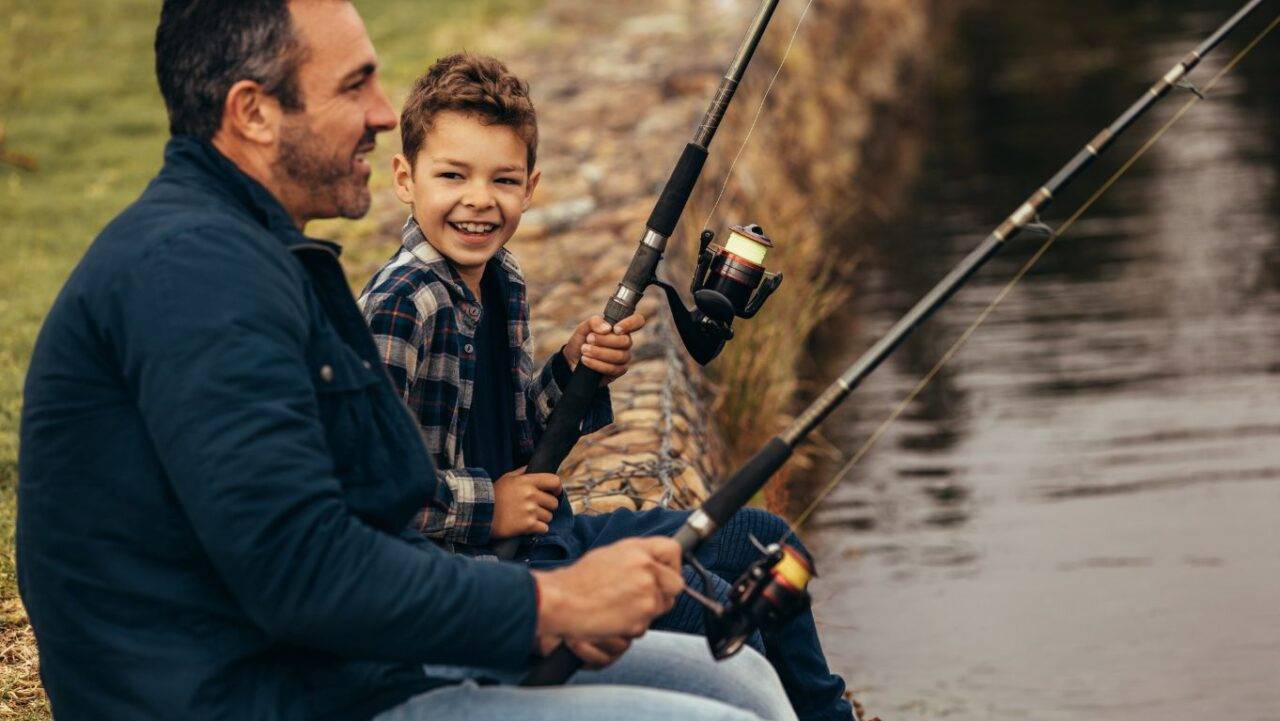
[454,222,497,234]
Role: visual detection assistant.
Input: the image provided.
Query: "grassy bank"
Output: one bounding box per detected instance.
[0,1,530,716]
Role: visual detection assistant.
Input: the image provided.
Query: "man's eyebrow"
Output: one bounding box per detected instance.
[340,62,377,85]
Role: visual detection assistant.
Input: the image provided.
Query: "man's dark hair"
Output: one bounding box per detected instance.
[155,0,310,140]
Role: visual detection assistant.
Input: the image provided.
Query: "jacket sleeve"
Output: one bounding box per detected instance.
[415,467,495,547]
[117,229,535,668]
[526,351,614,443]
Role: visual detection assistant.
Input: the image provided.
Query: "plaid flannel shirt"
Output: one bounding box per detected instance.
[358,217,612,554]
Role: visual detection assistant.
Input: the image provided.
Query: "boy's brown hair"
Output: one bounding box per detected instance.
[400,53,539,172]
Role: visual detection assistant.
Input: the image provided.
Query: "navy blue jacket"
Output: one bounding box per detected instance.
[17,137,538,721]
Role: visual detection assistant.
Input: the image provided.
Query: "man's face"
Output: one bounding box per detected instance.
[275,0,396,224]
[396,110,539,288]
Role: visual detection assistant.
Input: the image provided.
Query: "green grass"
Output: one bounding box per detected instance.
[0,0,534,715]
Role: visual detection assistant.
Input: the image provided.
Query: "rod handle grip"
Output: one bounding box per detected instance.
[647,143,708,237]
[702,437,792,525]
[491,364,605,561]
[520,643,585,686]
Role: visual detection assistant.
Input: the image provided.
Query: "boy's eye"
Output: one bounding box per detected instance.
[439,172,463,180]
[496,177,522,186]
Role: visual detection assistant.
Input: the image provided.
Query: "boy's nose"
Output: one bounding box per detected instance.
[462,184,496,209]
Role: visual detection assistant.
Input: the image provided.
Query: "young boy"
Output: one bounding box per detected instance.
[359,54,853,721]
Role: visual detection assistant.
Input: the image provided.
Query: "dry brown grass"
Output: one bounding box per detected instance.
[0,600,48,721]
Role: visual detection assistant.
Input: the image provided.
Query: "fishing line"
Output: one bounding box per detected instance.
[790,11,1280,532]
[701,0,817,230]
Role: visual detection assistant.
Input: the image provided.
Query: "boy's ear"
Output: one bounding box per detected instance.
[523,168,541,212]
[391,153,415,205]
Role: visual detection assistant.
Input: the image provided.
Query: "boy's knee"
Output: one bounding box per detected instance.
[729,507,810,558]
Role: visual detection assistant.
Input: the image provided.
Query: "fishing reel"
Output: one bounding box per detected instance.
[684,537,814,660]
[651,224,783,365]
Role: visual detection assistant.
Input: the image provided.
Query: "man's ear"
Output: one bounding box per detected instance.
[220,79,283,146]
[523,168,541,212]
[391,153,415,205]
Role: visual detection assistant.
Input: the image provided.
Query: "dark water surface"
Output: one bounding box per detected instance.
[802,3,1280,719]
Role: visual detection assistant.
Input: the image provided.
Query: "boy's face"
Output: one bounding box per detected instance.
[392,110,539,288]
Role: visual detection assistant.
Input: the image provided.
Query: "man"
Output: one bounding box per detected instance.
[16,2,795,720]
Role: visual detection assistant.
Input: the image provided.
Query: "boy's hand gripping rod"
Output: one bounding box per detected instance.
[491,0,782,561]
[520,0,1268,686]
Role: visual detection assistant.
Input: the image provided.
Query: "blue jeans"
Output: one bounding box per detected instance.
[530,507,854,721]
[374,630,797,721]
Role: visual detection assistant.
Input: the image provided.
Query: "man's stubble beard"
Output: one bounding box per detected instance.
[276,115,373,221]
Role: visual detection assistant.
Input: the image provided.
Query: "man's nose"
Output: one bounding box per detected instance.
[367,77,397,132]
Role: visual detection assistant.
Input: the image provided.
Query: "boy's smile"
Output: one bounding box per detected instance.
[392,110,540,296]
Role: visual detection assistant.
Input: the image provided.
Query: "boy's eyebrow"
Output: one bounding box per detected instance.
[434,157,527,174]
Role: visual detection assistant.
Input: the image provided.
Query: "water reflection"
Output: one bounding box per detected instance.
[802,2,1280,719]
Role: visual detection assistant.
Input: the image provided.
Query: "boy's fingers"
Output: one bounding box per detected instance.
[533,490,560,512]
[581,345,630,364]
[590,316,612,334]
[584,333,632,350]
[530,473,563,493]
[612,313,646,334]
[581,357,627,378]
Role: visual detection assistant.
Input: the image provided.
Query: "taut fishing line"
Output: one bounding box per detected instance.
[701,0,817,230]
[790,11,1280,533]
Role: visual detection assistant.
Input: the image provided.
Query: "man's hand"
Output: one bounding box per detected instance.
[562,313,646,385]
[491,467,561,539]
[532,536,685,641]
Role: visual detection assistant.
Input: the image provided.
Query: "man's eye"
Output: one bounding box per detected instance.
[345,80,366,93]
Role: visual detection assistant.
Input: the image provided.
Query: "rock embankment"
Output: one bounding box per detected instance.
[489,0,931,514]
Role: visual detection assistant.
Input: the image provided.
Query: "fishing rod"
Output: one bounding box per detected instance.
[491,0,785,557]
[520,0,1271,686]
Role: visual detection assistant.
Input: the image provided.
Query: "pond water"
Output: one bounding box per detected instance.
[798,3,1280,719]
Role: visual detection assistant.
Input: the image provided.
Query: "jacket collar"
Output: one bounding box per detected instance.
[158,136,332,254]
[398,215,522,303]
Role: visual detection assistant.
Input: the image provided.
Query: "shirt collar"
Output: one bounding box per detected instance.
[399,215,523,301]
[160,136,334,254]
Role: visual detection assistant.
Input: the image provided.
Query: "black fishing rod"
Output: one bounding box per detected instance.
[491,0,784,558]
[521,0,1270,686]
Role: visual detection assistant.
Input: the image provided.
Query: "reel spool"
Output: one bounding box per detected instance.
[652,223,783,365]
[685,540,813,660]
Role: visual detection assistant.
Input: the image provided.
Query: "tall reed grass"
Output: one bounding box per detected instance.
[679,0,930,516]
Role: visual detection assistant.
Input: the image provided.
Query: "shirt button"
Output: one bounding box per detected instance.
[468,307,480,318]
[464,343,474,354]
[319,364,335,382]
[362,360,372,370]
